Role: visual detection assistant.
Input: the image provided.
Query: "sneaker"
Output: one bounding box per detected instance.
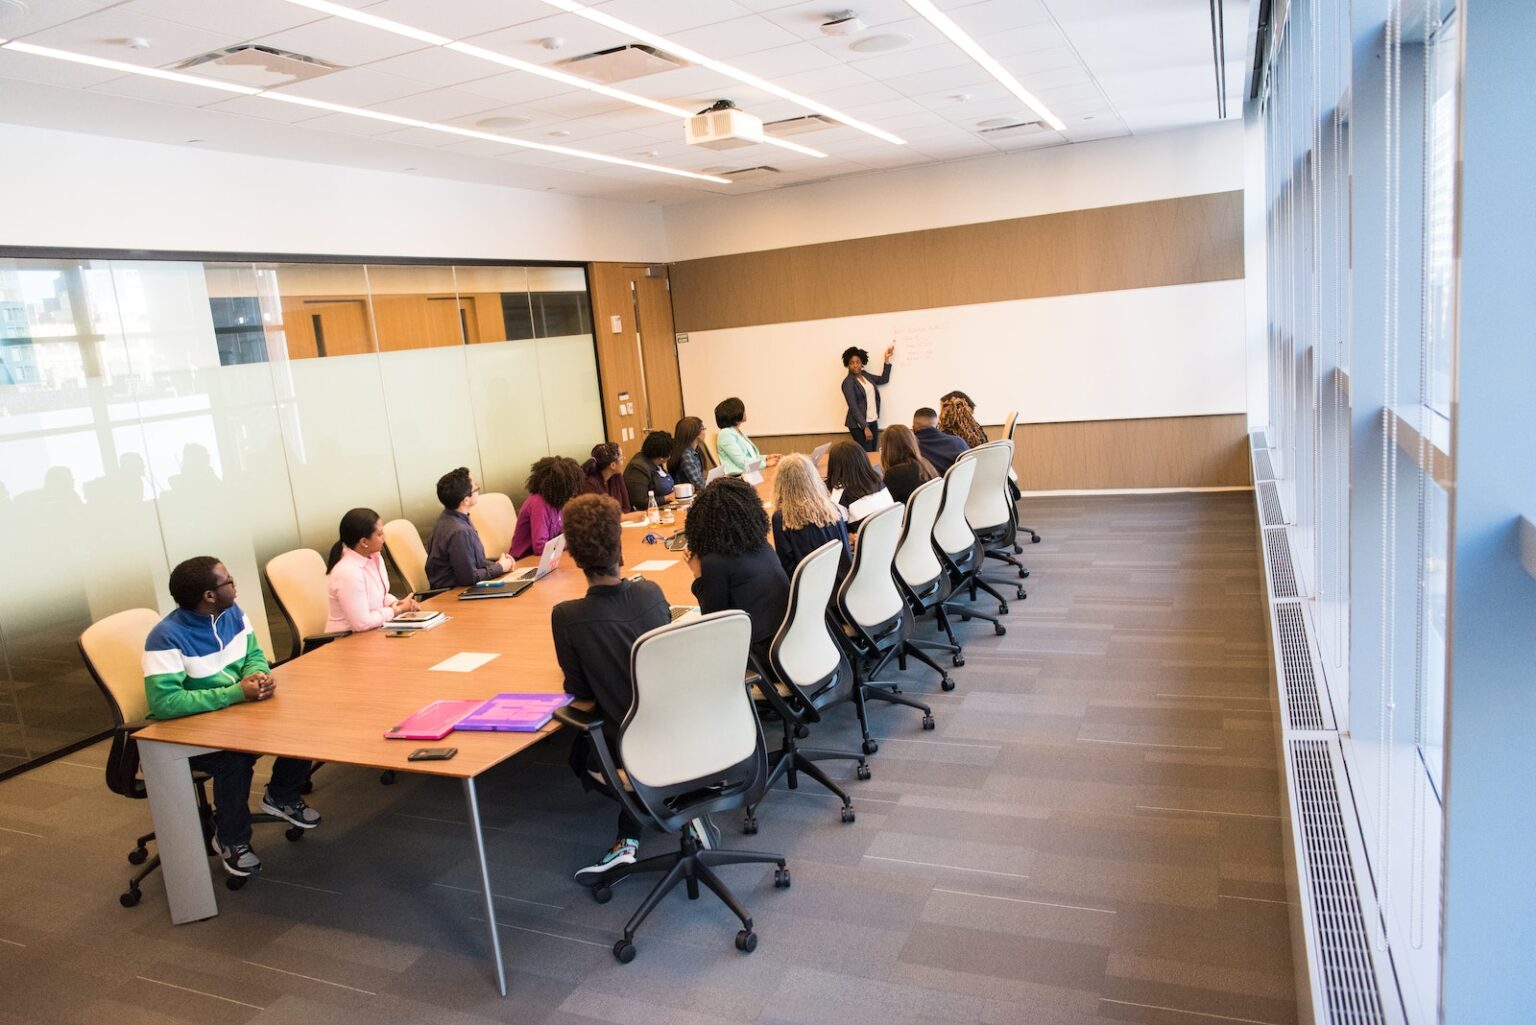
[259,790,321,829]
[212,837,262,877]
[687,815,720,851]
[574,838,638,882]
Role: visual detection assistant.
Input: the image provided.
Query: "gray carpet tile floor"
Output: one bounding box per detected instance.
[0,492,1296,1025]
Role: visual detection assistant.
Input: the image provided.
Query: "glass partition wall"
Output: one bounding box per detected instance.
[0,256,601,776]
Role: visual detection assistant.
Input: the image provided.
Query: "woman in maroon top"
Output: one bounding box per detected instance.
[579,442,631,512]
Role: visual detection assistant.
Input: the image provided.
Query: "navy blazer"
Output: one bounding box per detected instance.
[841,365,893,432]
[913,426,970,474]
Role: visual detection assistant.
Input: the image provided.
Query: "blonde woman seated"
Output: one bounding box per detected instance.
[325,507,419,633]
[770,452,851,581]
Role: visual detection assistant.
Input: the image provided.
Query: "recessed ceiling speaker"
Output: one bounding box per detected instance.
[477,115,534,130]
[849,33,911,53]
[0,0,31,23]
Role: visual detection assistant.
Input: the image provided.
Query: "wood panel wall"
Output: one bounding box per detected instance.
[669,191,1244,333]
[749,414,1250,491]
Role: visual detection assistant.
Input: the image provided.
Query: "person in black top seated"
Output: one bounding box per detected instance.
[424,466,513,589]
[684,476,789,669]
[623,430,676,510]
[879,424,938,504]
[551,493,671,883]
[770,453,850,583]
[825,440,893,530]
[912,406,970,474]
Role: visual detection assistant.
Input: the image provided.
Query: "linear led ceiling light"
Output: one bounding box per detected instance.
[277,0,826,158]
[0,38,732,182]
[533,0,906,145]
[900,0,1065,131]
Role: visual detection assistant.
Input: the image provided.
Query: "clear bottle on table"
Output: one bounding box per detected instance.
[647,490,660,525]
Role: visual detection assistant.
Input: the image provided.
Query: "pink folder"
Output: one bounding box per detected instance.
[384,699,482,740]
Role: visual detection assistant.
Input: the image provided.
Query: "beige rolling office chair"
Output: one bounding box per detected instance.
[469,492,517,561]
[703,428,722,469]
[1001,409,1040,546]
[264,548,350,664]
[80,609,298,906]
[382,518,431,593]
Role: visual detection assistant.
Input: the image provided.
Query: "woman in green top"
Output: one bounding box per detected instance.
[713,396,780,475]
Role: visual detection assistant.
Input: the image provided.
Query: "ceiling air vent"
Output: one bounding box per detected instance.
[764,114,838,137]
[977,118,1045,137]
[699,165,780,181]
[174,44,343,88]
[556,44,687,83]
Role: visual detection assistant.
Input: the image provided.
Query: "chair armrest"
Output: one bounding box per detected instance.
[553,705,605,732]
[107,719,153,799]
[301,631,352,654]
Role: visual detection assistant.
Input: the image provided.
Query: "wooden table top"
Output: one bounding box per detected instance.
[133,502,714,778]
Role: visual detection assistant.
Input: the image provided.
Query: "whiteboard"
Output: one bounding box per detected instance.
[676,279,1247,436]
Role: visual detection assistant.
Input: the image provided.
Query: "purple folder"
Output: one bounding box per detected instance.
[454,693,575,733]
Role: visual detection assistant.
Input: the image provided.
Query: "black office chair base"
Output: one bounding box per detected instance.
[588,833,787,961]
[984,547,1030,580]
[943,599,1006,636]
[746,736,866,830]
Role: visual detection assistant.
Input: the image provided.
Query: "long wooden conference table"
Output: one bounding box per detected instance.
[134,501,719,997]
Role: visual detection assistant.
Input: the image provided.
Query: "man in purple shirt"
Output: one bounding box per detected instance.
[424,466,514,589]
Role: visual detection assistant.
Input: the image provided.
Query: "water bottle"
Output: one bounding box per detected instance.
[647,490,660,525]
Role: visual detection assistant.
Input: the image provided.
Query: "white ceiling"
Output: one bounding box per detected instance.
[0,0,1252,204]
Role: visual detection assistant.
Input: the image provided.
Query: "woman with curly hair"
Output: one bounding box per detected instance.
[939,392,989,449]
[579,442,630,512]
[770,453,850,581]
[840,342,895,452]
[684,476,789,664]
[878,424,937,505]
[509,455,583,559]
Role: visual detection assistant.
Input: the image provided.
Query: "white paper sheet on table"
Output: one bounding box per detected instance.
[429,652,500,672]
[631,560,680,572]
[621,520,650,529]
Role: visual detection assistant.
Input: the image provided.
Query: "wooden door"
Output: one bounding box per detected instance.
[631,267,683,432]
[279,298,374,358]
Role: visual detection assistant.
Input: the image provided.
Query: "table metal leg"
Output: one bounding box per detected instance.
[463,777,507,997]
[139,739,219,924]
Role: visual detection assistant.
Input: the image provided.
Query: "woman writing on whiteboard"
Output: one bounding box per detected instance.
[841,343,895,453]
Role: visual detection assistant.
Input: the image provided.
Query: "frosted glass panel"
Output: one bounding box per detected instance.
[464,338,550,499]
[536,333,605,460]
[376,346,482,526]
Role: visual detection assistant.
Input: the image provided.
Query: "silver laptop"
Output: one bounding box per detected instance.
[809,442,832,466]
[506,532,566,583]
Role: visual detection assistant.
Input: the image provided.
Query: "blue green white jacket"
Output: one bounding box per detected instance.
[142,604,269,720]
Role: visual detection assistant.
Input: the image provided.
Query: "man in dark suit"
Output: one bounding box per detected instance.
[911,407,969,474]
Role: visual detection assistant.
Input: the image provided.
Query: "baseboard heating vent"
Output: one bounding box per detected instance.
[1260,481,1284,526]
[1276,604,1325,730]
[1254,448,1275,481]
[1251,430,1268,450]
[1264,528,1298,598]
[1290,739,1389,1024]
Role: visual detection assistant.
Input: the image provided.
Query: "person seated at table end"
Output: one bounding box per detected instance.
[425,466,513,590]
[552,494,717,880]
[143,556,320,878]
[510,455,583,560]
[623,430,677,511]
[325,507,419,633]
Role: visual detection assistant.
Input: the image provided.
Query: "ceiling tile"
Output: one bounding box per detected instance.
[83,71,227,107]
[363,0,552,41]
[841,42,971,82]
[0,0,122,40]
[114,0,323,40]
[0,47,123,88]
[757,0,928,41]
[457,70,580,105]
[282,110,409,136]
[462,14,626,65]
[941,0,1053,34]
[367,85,504,121]
[585,0,755,35]
[202,93,334,123]
[20,8,236,66]
[361,46,507,89]
[729,41,840,78]
[268,66,424,105]
[366,123,471,148]
[662,15,802,59]
[258,17,431,67]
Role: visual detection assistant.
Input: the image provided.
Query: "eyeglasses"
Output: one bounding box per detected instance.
[214,578,237,590]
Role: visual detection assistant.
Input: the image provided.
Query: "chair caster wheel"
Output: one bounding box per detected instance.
[960,614,971,622]
[951,655,965,668]
[941,677,956,691]
[128,848,149,866]
[841,806,856,824]
[735,930,758,953]
[1030,534,1041,544]
[120,888,141,907]
[774,867,791,888]
[862,739,879,756]
[285,827,304,842]
[301,779,314,796]
[1019,568,1030,579]
[613,939,636,963]
[742,815,759,835]
[856,762,871,780]
[922,715,936,730]
[994,624,1007,636]
[1016,588,1026,600]
[226,876,248,891]
[793,723,810,739]
[593,884,612,905]
[998,603,1009,615]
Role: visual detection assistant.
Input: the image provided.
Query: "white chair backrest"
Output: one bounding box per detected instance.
[80,608,163,725]
[771,539,843,687]
[623,611,757,789]
[933,456,978,557]
[894,478,946,587]
[469,492,517,560]
[382,518,430,593]
[839,502,904,627]
[265,548,330,642]
[959,440,1015,532]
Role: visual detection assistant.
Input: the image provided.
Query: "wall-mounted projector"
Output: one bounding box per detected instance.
[685,104,764,150]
